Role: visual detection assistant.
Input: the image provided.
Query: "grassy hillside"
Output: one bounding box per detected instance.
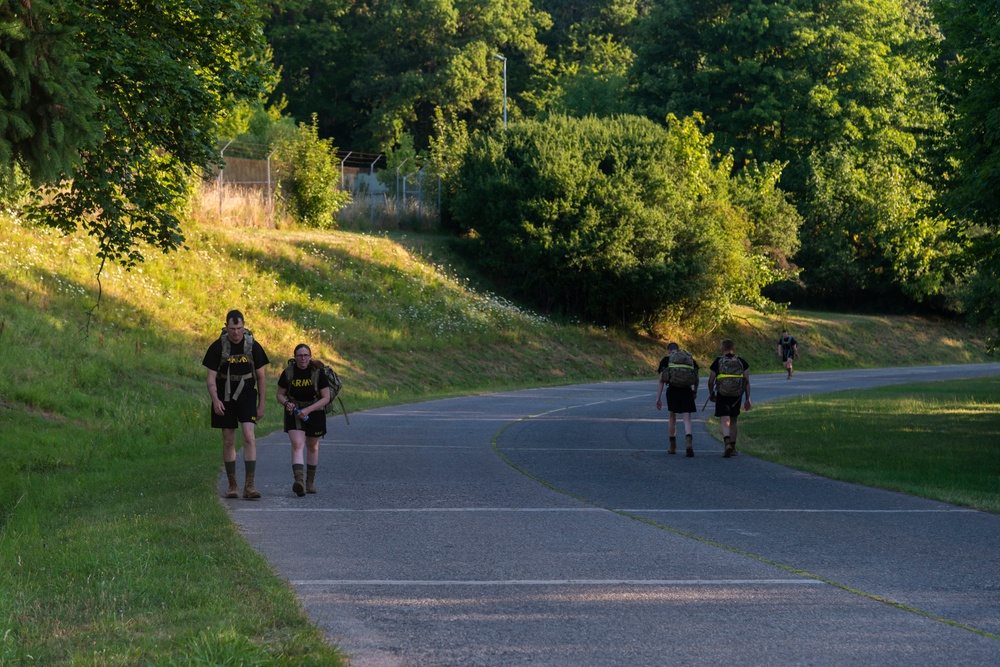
[0,212,992,664]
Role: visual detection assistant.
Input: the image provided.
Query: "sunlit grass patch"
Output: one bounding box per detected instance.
[741,377,1000,512]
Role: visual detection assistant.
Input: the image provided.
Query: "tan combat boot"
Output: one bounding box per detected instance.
[243,474,261,499]
[306,466,317,494]
[292,469,305,497]
[685,434,694,458]
[225,474,239,499]
[668,437,677,455]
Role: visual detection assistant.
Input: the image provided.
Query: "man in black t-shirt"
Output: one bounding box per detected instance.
[777,329,798,379]
[202,309,270,499]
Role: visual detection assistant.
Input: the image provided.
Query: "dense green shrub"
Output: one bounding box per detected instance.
[280,115,351,228]
[449,113,799,328]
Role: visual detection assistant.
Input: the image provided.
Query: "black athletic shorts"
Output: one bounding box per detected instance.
[283,410,327,437]
[210,390,259,429]
[665,385,697,414]
[714,394,743,418]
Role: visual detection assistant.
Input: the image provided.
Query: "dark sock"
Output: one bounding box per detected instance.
[225,460,236,475]
[245,459,256,475]
[292,463,304,475]
[307,464,317,474]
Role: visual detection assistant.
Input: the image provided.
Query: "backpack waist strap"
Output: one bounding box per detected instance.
[224,370,255,402]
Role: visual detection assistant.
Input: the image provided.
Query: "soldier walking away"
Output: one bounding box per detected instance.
[708,339,751,458]
[276,343,332,497]
[778,329,799,379]
[202,310,270,499]
[656,342,699,457]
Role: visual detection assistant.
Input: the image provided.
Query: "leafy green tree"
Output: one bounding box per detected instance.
[263,1,357,146]
[551,34,635,117]
[450,113,799,328]
[427,106,470,180]
[1,0,98,187]
[538,0,639,117]
[215,44,286,143]
[798,146,955,305]
[23,1,272,272]
[630,0,950,306]
[536,0,640,53]
[731,161,801,269]
[264,0,553,151]
[933,0,1000,344]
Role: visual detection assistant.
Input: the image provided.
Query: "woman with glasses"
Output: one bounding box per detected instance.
[276,343,332,496]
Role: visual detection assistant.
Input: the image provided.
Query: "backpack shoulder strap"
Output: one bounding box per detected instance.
[219,329,230,362]
[311,363,325,401]
[243,330,256,368]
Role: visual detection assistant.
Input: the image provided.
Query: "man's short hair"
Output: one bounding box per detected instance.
[667,342,679,352]
[226,309,245,325]
[721,338,735,352]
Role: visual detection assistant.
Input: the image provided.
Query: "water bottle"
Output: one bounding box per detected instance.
[293,407,309,423]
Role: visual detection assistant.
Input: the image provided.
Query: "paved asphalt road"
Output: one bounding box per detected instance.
[226,364,1000,666]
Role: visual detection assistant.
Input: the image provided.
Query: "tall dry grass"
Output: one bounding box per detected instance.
[190,179,292,229]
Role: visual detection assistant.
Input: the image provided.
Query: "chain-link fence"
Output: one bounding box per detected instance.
[336,152,443,231]
[209,141,284,227]
[207,142,442,230]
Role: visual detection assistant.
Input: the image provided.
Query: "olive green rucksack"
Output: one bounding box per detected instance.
[661,349,697,387]
[715,355,745,397]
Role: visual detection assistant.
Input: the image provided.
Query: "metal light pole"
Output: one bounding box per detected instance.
[493,54,507,128]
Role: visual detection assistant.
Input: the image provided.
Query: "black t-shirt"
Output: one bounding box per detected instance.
[278,363,331,403]
[202,335,270,393]
[779,335,797,355]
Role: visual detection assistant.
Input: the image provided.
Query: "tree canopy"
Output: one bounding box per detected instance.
[630,0,953,308]
[3,1,271,270]
[1,0,98,187]
[265,0,553,152]
[933,0,1000,344]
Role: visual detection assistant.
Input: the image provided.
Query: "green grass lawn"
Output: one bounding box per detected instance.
[740,377,1000,513]
[0,212,995,664]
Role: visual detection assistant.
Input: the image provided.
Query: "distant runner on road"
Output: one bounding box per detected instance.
[778,329,799,379]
